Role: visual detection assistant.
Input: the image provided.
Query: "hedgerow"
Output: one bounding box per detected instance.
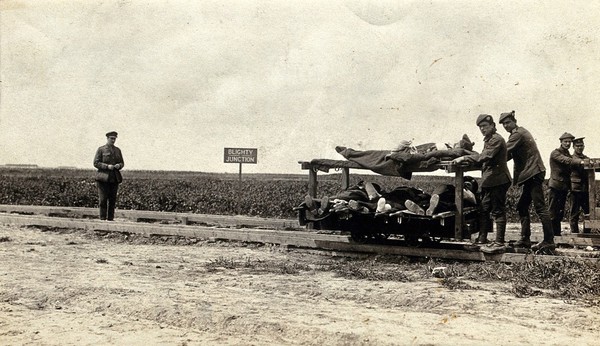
[0,168,596,221]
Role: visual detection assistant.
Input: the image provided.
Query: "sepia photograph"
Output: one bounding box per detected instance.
[1,1,600,345]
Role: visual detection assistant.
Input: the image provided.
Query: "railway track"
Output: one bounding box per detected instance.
[0,204,598,263]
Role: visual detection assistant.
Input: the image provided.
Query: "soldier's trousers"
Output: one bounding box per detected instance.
[569,191,589,233]
[516,173,554,242]
[548,187,568,236]
[97,181,119,221]
[480,183,510,242]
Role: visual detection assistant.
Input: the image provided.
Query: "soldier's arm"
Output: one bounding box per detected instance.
[550,150,584,166]
[466,136,502,164]
[505,132,521,161]
[93,148,108,170]
[456,152,480,164]
[115,148,124,170]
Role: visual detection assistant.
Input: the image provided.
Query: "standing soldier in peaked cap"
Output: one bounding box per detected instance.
[94,131,125,221]
[548,132,586,237]
[569,137,590,233]
[499,111,554,251]
[453,114,512,254]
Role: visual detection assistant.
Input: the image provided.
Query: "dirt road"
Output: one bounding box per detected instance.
[1,224,598,345]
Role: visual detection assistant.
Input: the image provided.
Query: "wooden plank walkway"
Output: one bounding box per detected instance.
[314,240,598,263]
[1,213,597,264]
[0,204,299,229]
[0,214,344,248]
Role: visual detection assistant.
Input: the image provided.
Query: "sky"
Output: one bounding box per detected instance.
[1,0,599,175]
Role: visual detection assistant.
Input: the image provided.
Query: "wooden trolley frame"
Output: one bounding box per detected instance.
[582,158,600,231]
[298,160,479,240]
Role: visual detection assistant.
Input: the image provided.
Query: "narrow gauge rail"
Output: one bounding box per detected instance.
[0,204,298,229]
[0,205,598,264]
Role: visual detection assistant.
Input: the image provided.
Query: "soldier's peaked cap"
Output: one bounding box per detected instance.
[476,114,494,126]
[499,110,516,123]
[559,132,575,140]
[105,131,118,137]
[573,137,585,145]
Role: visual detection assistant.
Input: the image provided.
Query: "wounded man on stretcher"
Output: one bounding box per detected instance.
[302,177,478,220]
[322,134,478,179]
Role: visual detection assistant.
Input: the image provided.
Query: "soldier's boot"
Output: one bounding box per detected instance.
[481,217,507,254]
[533,214,557,252]
[477,215,492,243]
[464,215,490,251]
[495,216,507,243]
[536,212,554,243]
[514,216,532,248]
[569,220,579,233]
[551,218,562,236]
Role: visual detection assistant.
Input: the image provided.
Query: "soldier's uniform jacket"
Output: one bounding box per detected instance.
[505,126,546,185]
[464,131,512,188]
[548,147,581,191]
[570,152,589,192]
[94,144,124,183]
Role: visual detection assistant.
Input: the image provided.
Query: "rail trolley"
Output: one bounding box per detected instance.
[295,159,481,244]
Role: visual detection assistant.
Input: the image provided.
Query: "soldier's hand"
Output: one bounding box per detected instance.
[108,165,114,170]
[114,164,121,169]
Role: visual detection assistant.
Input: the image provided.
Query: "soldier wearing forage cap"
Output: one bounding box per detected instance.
[453,114,511,254]
[93,131,125,221]
[499,111,554,251]
[569,137,590,233]
[548,132,586,236]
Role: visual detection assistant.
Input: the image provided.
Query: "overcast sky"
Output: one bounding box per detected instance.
[1,0,599,175]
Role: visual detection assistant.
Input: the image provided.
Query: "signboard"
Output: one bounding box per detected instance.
[224,148,257,164]
[224,147,258,182]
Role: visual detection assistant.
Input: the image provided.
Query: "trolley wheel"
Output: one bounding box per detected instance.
[425,236,442,244]
[350,231,370,243]
[404,235,421,247]
[373,233,391,241]
[405,235,437,247]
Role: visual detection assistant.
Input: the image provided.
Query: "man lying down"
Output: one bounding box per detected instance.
[386,134,475,161]
[303,177,478,218]
[332,135,477,178]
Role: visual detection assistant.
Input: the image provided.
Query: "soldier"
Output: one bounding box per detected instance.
[93,131,125,221]
[548,132,586,236]
[453,114,511,254]
[569,137,590,233]
[499,111,554,251]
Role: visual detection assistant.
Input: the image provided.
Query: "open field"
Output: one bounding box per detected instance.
[1,224,599,345]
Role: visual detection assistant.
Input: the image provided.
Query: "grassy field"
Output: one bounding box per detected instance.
[0,167,594,222]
